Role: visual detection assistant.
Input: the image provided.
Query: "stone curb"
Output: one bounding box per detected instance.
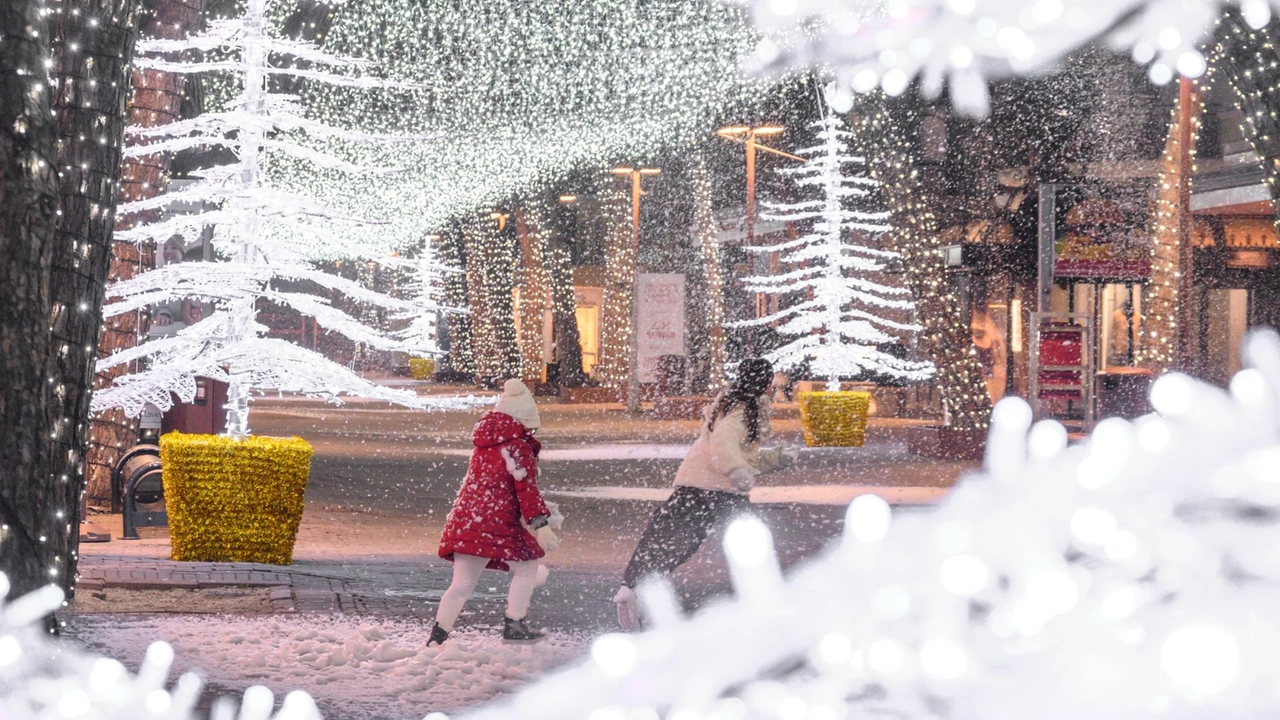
[75,559,310,614]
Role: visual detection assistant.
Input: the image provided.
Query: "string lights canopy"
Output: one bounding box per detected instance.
[276,0,774,254]
[94,0,477,438]
[734,114,934,389]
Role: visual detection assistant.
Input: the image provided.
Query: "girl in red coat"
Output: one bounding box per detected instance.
[430,379,559,645]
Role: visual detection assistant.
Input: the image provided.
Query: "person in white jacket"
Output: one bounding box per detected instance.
[613,358,795,631]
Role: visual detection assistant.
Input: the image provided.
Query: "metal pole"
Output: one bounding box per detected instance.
[1037,183,1057,313]
[627,171,642,413]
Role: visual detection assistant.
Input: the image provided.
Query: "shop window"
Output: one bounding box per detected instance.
[1099,283,1143,369]
[969,276,1009,402]
[575,305,599,374]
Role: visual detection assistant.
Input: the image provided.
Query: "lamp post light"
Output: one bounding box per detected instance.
[714,124,802,246]
[611,165,661,413]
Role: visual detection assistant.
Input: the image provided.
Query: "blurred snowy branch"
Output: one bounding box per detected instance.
[0,576,322,720]
[738,0,1280,115]
[461,328,1280,719]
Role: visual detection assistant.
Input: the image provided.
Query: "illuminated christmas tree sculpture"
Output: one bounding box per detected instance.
[93,0,474,437]
[737,115,933,390]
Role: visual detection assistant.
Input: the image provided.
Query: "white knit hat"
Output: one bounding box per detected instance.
[494,378,540,430]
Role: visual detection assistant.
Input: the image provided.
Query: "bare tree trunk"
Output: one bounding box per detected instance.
[86,0,205,502]
[0,0,64,598]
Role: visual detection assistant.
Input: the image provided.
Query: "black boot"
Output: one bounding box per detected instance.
[427,622,449,647]
[503,616,546,642]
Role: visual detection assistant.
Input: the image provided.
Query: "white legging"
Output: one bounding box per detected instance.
[435,554,540,631]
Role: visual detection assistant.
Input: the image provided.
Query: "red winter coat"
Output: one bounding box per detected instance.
[438,411,550,571]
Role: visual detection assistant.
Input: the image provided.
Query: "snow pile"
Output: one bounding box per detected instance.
[65,615,586,719]
[741,0,1274,116]
[0,579,320,720]
[460,329,1280,720]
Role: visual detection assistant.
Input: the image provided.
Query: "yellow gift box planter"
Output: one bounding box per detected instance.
[160,432,313,564]
[798,391,871,447]
[408,357,435,380]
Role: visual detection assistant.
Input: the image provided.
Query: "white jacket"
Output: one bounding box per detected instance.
[673,395,786,494]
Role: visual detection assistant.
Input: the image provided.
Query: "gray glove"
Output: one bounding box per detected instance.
[779,446,799,468]
[728,466,757,492]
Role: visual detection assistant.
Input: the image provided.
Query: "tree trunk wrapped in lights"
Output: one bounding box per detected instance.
[548,199,587,387]
[1141,76,1204,374]
[463,213,521,382]
[437,222,476,378]
[858,97,993,431]
[516,205,551,383]
[597,184,635,390]
[46,0,146,583]
[735,115,933,392]
[691,154,728,391]
[0,0,64,600]
[93,0,475,437]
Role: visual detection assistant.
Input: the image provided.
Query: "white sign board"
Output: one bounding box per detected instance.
[140,402,163,430]
[636,273,685,383]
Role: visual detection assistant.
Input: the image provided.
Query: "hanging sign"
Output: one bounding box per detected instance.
[1053,183,1154,281]
[140,403,163,430]
[636,273,686,383]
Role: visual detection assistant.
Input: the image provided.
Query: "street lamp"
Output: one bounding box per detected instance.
[611,165,661,413]
[489,211,510,231]
[715,124,803,246]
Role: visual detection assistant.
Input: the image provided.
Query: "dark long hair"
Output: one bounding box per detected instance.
[708,359,774,444]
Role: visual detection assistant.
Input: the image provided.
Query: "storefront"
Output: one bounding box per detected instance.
[945,179,1160,430]
[1189,97,1280,386]
[514,281,604,383]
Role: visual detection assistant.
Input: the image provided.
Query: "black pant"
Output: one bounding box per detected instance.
[622,485,753,588]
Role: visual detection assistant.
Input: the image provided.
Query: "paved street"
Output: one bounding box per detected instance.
[73,396,972,715]
[80,398,970,622]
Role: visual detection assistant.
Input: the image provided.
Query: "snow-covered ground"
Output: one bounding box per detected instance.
[63,614,589,719]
